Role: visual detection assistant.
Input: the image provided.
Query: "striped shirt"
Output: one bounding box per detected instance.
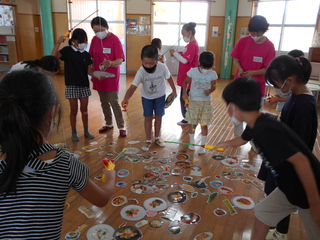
[0,144,89,239]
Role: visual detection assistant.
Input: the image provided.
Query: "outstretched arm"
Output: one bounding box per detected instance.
[167,75,177,98]
[215,136,248,150]
[51,36,65,59]
[121,85,138,107]
[78,169,116,207]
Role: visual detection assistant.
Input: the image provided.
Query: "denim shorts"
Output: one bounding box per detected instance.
[142,95,165,117]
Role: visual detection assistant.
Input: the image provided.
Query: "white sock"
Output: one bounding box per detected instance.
[189,134,195,150]
[198,135,207,154]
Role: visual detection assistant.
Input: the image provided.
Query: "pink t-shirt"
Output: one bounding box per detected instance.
[89,33,125,92]
[231,36,275,96]
[177,41,199,87]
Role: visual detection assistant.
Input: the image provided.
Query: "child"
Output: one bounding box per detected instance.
[0,70,115,239]
[151,38,166,64]
[215,78,320,240]
[266,50,305,112]
[121,45,177,151]
[259,55,317,240]
[182,51,217,154]
[9,55,60,75]
[52,28,95,141]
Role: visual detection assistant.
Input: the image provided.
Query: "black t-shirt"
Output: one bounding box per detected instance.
[59,46,93,87]
[242,114,320,208]
[280,93,318,150]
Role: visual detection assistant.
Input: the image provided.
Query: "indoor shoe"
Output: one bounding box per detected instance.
[142,142,152,151]
[198,147,206,154]
[155,139,165,147]
[265,229,287,240]
[99,125,113,133]
[188,145,195,151]
[119,129,127,137]
[177,119,189,126]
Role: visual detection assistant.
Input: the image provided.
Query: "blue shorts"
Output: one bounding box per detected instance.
[142,95,165,117]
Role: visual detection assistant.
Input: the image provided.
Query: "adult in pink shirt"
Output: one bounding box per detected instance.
[231,15,275,136]
[89,16,127,137]
[170,22,199,126]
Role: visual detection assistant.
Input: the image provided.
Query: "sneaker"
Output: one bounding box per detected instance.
[265,229,287,240]
[142,142,152,151]
[177,119,189,126]
[99,125,113,133]
[155,139,165,147]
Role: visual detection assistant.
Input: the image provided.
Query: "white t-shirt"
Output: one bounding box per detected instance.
[132,62,171,99]
[187,67,218,101]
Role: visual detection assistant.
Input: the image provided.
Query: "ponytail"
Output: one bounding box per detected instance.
[296,57,311,84]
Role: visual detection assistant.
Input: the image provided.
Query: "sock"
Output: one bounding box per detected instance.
[189,134,195,150]
[72,129,80,142]
[84,127,94,139]
[198,135,207,154]
[155,136,160,141]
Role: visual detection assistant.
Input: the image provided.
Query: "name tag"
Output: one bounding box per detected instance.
[253,56,263,63]
[103,48,111,54]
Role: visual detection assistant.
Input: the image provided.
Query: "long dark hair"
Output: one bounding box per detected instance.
[0,70,60,196]
[22,55,60,73]
[265,55,312,86]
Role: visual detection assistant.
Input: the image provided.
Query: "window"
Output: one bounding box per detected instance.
[68,0,126,73]
[255,0,319,55]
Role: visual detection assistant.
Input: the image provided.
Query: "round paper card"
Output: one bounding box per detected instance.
[193,232,213,240]
[221,158,239,167]
[232,196,255,209]
[93,71,116,78]
[143,197,168,211]
[86,224,115,240]
[120,205,146,221]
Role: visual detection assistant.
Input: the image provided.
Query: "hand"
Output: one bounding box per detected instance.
[182,94,188,102]
[102,168,116,181]
[103,59,112,68]
[172,91,177,98]
[57,36,66,44]
[121,100,128,108]
[215,142,229,151]
[204,89,212,96]
[170,49,175,56]
[241,71,254,78]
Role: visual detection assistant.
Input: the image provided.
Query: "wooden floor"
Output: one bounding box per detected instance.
[48,73,316,240]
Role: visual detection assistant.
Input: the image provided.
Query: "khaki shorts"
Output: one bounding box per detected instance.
[255,188,320,239]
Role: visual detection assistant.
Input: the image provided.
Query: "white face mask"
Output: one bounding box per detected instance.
[228,104,243,125]
[275,80,292,97]
[77,43,87,51]
[251,36,263,42]
[96,30,108,39]
[183,35,191,43]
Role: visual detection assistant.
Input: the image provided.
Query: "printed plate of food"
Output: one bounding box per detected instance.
[181,212,201,224]
[218,186,235,195]
[111,195,128,207]
[167,191,188,204]
[117,169,130,178]
[232,196,255,210]
[113,226,142,240]
[143,172,160,180]
[143,197,168,211]
[124,155,140,163]
[120,205,146,221]
[171,167,185,175]
[194,232,213,240]
[176,153,190,161]
[221,158,239,167]
[86,224,115,240]
[175,161,193,168]
[240,163,254,170]
[210,180,224,189]
[130,184,153,194]
[181,184,196,192]
[212,155,225,160]
[213,208,227,217]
